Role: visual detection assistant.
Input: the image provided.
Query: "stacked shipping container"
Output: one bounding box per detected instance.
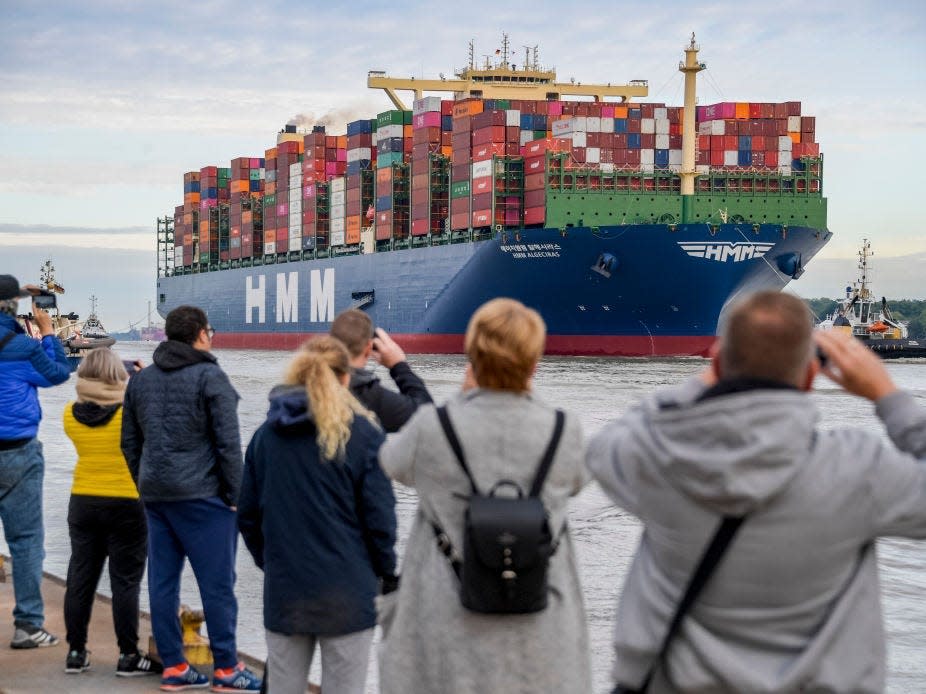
[172,97,823,268]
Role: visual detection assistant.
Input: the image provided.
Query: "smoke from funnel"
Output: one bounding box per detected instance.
[286,106,376,135]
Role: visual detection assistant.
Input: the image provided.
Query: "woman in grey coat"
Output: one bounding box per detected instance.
[377,298,591,694]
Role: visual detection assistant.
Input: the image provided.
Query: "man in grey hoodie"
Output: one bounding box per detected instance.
[587,291,926,693]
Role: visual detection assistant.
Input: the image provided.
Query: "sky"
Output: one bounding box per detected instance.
[1,0,924,330]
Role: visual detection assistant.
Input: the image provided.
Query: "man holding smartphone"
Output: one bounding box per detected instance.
[0,274,72,649]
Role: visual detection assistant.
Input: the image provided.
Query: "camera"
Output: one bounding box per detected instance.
[33,293,57,310]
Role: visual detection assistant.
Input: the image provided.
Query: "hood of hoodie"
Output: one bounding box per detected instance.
[625,387,819,515]
[266,384,317,432]
[72,401,121,427]
[349,366,378,389]
[152,339,216,371]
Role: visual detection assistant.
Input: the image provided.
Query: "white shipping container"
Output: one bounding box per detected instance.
[787,116,801,132]
[551,119,574,137]
[669,149,683,166]
[371,131,378,147]
[330,190,345,207]
[599,117,614,133]
[655,118,670,135]
[289,211,301,227]
[520,131,534,146]
[264,242,276,255]
[347,148,372,163]
[586,147,601,164]
[698,121,712,135]
[654,107,668,120]
[641,163,655,173]
[330,217,346,233]
[778,136,793,150]
[471,159,493,180]
[506,110,520,127]
[669,164,683,173]
[330,205,345,221]
[571,116,587,132]
[724,150,738,166]
[413,96,442,115]
[330,177,345,193]
[569,131,586,148]
[289,199,302,214]
[288,187,301,203]
[174,247,184,264]
[655,134,670,150]
[641,118,655,134]
[696,164,710,175]
[289,227,302,240]
[330,230,346,246]
[778,164,792,176]
[700,120,725,135]
[289,162,301,177]
[377,124,403,140]
[586,117,601,133]
[600,162,615,173]
[640,149,655,165]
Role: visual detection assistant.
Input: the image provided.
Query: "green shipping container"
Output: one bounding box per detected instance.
[451,180,471,199]
[377,110,405,128]
[377,152,404,169]
[263,194,276,207]
[218,168,231,179]
[403,110,413,125]
[495,99,511,109]
[249,170,262,181]
[533,130,546,140]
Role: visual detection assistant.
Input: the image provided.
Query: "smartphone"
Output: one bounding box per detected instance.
[122,360,139,377]
[33,293,57,310]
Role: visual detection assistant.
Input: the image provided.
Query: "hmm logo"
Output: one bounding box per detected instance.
[678,242,775,263]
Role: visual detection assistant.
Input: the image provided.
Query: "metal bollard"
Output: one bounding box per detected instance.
[0,555,6,583]
[148,605,214,668]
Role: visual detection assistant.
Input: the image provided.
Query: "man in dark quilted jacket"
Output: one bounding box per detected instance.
[121,304,261,691]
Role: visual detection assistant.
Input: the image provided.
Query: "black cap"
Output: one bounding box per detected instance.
[0,275,32,301]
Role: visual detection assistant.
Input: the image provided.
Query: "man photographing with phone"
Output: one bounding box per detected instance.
[0,274,72,649]
[330,309,432,432]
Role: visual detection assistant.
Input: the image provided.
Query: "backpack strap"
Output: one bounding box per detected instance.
[436,405,479,495]
[0,332,15,354]
[621,514,745,693]
[528,409,565,498]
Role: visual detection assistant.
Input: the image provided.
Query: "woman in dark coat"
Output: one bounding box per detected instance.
[238,336,397,694]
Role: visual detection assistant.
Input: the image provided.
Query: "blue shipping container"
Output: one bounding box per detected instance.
[346,160,371,175]
[375,195,393,212]
[614,119,627,134]
[441,115,453,131]
[520,114,533,130]
[737,150,751,166]
[738,135,752,150]
[183,181,201,193]
[627,133,642,149]
[377,138,404,155]
[655,149,669,168]
[249,179,261,192]
[628,108,642,120]
[302,236,316,251]
[347,119,373,136]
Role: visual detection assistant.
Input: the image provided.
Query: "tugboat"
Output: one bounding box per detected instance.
[817,240,926,359]
[17,261,117,370]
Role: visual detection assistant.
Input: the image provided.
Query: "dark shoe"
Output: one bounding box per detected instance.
[211,662,262,692]
[11,624,60,649]
[65,649,90,673]
[160,663,210,691]
[118,650,163,677]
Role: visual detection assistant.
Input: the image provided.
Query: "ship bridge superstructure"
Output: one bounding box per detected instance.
[368,33,648,110]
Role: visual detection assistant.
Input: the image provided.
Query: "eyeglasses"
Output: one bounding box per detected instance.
[206,327,216,339]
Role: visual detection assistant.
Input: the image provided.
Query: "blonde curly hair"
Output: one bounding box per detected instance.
[284,336,378,460]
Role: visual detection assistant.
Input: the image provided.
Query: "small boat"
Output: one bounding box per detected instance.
[817,240,926,359]
[16,262,117,370]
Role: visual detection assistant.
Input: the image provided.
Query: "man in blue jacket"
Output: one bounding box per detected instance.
[121,305,261,692]
[0,274,71,649]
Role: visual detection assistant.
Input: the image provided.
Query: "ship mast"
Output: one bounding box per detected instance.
[857,239,873,301]
[678,33,705,223]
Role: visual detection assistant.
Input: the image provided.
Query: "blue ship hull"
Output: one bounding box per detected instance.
[156,223,831,356]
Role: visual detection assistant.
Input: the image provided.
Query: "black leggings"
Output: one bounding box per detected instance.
[64,495,147,653]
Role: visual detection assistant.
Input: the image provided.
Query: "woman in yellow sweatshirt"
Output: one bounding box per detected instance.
[62,348,160,677]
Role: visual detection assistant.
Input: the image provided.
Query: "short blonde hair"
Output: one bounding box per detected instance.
[464,298,546,392]
[77,348,128,384]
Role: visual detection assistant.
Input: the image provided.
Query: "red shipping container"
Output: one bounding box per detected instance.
[710,150,724,166]
[801,116,815,132]
[472,126,506,146]
[472,209,492,227]
[411,218,430,236]
[750,151,766,166]
[506,126,520,143]
[471,177,493,196]
[524,189,545,208]
[641,134,655,149]
[524,206,546,225]
[723,135,738,150]
[669,134,682,149]
[276,237,289,253]
[471,192,492,210]
[626,149,642,165]
[752,136,766,150]
[450,198,469,215]
[524,156,546,175]
[522,138,562,157]
[472,142,506,161]
[572,147,586,163]
[524,172,546,190]
[450,212,469,230]
[626,119,641,134]
[786,102,801,116]
[600,148,614,164]
[696,151,709,165]
[765,151,778,167]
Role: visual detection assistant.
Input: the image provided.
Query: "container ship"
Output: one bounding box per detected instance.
[155,35,830,356]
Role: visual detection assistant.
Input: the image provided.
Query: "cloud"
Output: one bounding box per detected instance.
[0,222,151,250]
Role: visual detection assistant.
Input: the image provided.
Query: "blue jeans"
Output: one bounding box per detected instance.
[145,497,239,669]
[0,438,46,627]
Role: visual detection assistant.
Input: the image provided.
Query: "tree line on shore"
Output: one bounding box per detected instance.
[805,298,926,338]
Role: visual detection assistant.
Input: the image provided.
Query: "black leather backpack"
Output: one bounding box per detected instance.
[430,406,565,614]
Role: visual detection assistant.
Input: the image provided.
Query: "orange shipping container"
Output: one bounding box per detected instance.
[376,167,393,186]
[264,230,276,243]
[453,99,484,119]
[788,131,801,144]
[346,215,362,244]
[612,106,629,119]
[735,103,750,119]
[265,147,278,159]
[242,211,252,223]
[336,135,347,149]
[403,125,413,139]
